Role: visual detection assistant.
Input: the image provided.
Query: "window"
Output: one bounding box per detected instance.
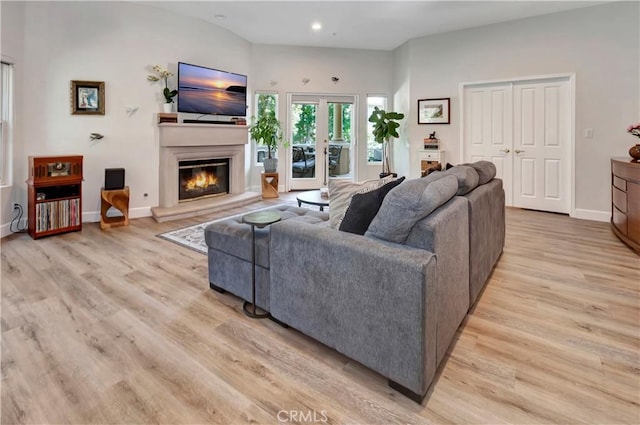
[254,92,278,164]
[367,95,387,163]
[0,61,14,186]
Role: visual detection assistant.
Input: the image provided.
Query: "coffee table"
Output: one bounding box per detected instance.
[296,190,329,211]
[241,210,282,318]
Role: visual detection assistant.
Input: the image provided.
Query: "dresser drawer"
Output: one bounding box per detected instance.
[612,186,627,213]
[419,150,442,161]
[612,159,640,182]
[612,206,627,235]
[613,175,627,191]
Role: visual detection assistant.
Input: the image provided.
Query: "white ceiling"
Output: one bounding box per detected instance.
[143,1,608,50]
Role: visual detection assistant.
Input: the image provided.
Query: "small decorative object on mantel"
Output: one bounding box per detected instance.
[70,80,105,115]
[147,65,178,112]
[418,98,450,124]
[627,122,640,161]
[157,113,178,124]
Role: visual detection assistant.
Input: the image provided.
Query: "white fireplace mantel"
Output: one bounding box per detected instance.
[152,123,260,222]
[159,123,249,147]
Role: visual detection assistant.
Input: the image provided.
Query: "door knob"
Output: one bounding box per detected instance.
[515,149,525,154]
[500,148,510,154]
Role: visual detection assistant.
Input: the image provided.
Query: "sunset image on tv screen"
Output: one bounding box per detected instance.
[178,63,247,116]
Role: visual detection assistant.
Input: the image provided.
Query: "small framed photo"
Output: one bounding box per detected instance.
[70,80,105,115]
[418,98,450,124]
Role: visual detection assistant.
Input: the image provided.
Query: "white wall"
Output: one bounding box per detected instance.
[249,44,394,185]
[0,0,251,235]
[399,1,639,218]
[392,41,411,177]
[0,1,25,235]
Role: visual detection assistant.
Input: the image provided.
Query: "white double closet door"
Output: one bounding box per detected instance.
[463,76,572,214]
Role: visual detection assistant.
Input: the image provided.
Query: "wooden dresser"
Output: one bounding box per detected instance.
[611,158,640,254]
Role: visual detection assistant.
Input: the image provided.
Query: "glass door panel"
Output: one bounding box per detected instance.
[287,94,357,191]
[328,102,353,180]
[290,102,323,189]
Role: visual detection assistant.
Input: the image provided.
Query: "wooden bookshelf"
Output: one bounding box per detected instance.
[27,155,83,239]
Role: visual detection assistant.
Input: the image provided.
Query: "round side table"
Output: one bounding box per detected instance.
[241,210,282,318]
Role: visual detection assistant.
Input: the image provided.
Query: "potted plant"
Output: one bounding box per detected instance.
[147,65,178,112]
[249,112,286,172]
[368,106,405,178]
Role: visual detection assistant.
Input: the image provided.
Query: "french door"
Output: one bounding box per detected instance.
[462,76,572,214]
[288,94,356,190]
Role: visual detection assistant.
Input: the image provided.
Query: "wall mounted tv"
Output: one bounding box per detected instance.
[177,62,247,117]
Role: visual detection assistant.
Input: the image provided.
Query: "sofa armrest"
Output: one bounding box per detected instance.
[270,221,438,396]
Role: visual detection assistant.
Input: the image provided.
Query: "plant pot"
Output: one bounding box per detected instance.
[629,143,640,161]
[162,103,173,113]
[263,157,278,173]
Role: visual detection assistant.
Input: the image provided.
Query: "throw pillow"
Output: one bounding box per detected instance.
[365,174,459,244]
[328,178,387,229]
[463,160,497,185]
[443,165,480,195]
[339,177,406,235]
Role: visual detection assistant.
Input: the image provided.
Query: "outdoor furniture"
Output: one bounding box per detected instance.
[292,146,315,178]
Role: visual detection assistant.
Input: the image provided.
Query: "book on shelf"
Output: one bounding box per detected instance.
[423,137,440,150]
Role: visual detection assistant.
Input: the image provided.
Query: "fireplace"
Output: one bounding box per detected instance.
[153,123,261,222]
[178,158,229,202]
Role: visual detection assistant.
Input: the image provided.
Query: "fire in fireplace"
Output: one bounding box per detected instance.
[178,158,229,202]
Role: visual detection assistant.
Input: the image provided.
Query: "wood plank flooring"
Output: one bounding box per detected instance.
[1,196,639,424]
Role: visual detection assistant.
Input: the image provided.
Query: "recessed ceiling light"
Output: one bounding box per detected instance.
[214,14,227,20]
[311,22,322,31]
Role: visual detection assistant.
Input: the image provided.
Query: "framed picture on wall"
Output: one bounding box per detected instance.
[418,98,450,124]
[70,80,105,115]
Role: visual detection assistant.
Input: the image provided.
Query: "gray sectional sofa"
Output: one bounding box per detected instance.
[204,162,505,403]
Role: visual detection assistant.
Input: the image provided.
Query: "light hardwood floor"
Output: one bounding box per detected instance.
[2,195,639,424]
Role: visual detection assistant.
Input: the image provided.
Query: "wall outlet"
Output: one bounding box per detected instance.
[584,128,593,138]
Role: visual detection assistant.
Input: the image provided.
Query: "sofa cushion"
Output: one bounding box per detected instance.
[365,174,458,244]
[328,178,388,229]
[443,165,479,195]
[464,160,497,185]
[339,177,406,235]
[205,205,328,268]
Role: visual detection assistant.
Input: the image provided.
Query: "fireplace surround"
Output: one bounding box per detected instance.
[152,123,260,222]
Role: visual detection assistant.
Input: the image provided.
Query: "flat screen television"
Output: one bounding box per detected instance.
[177,62,247,117]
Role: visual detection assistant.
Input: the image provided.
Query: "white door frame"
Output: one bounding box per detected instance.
[459,73,576,217]
[285,92,359,191]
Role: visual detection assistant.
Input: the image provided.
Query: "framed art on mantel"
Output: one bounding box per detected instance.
[70,80,105,115]
[418,98,449,124]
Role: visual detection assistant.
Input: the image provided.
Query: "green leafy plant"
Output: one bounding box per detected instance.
[249,112,287,159]
[147,65,178,104]
[368,106,405,175]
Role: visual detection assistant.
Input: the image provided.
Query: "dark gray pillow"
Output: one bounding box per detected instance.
[339,177,406,235]
[443,165,479,195]
[365,175,458,244]
[463,160,497,185]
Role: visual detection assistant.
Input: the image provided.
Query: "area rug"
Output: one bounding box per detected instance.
[157,203,295,255]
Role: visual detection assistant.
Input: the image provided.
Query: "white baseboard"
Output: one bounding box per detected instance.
[129,206,152,219]
[571,208,610,222]
[83,206,152,223]
[1,218,27,238]
[1,207,153,238]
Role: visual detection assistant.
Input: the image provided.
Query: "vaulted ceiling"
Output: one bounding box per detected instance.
[144,1,608,50]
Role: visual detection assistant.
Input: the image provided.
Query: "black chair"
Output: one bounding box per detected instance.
[328,145,342,176]
[292,146,315,178]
